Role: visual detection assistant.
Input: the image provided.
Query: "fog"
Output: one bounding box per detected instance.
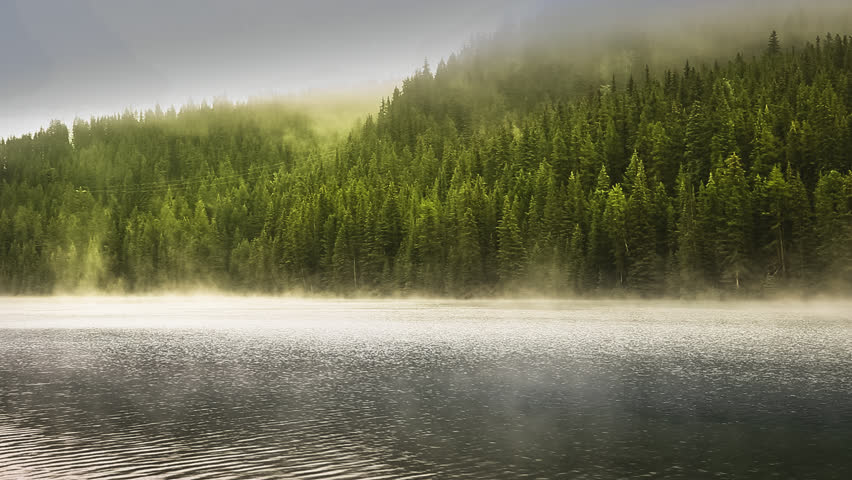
[466,0,852,87]
[3,294,849,477]
[5,295,852,327]
[4,0,852,139]
[4,4,852,472]
[0,0,532,139]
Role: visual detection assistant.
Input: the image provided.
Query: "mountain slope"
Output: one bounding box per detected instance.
[1,33,851,296]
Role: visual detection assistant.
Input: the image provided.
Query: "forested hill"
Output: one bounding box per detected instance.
[2,33,852,297]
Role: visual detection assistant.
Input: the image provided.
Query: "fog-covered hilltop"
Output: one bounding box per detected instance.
[1,29,852,297]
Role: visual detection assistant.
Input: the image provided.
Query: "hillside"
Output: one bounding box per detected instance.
[1,32,852,296]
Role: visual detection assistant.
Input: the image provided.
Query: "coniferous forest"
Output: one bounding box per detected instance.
[2,33,852,297]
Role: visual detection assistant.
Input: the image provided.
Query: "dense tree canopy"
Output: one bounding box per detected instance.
[2,33,852,297]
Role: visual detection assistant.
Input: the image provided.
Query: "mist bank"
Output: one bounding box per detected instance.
[20,285,852,303]
[5,293,852,317]
[483,0,852,80]
[436,0,852,120]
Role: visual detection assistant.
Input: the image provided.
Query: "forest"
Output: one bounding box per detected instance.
[1,32,851,297]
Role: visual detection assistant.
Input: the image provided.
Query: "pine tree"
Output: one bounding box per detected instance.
[2,32,852,297]
[497,196,526,283]
[714,154,752,290]
[675,172,702,294]
[768,30,781,56]
[626,160,658,294]
[814,171,852,285]
[762,165,791,280]
[604,185,628,288]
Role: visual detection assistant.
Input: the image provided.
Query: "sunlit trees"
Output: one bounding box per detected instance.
[2,33,852,296]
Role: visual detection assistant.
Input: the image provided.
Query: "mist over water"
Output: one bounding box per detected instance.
[4,1,852,477]
[1,298,850,479]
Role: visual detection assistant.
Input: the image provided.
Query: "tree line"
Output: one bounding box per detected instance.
[1,33,851,297]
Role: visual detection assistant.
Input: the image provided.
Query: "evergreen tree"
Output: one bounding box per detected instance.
[714,154,753,290]
[604,185,628,288]
[626,160,658,294]
[1,32,851,296]
[497,196,526,283]
[768,30,781,55]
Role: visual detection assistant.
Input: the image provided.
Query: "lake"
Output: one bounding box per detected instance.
[1,297,850,479]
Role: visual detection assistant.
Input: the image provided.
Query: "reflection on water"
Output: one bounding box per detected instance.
[0,298,851,479]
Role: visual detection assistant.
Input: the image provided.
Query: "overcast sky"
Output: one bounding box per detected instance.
[1,0,552,138]
[0,0,843,139]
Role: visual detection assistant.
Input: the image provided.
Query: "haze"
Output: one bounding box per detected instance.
[4,0,848,140]
[1,0,537,139]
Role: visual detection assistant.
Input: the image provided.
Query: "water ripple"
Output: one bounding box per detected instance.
[1,299,851,479]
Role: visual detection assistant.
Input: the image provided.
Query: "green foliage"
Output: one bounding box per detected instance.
[3,33,852,297]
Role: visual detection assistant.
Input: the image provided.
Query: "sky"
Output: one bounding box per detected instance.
[1,0,846,140]
[0,0,545,139]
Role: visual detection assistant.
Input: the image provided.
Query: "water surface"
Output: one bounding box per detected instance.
[1,297,850,479]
